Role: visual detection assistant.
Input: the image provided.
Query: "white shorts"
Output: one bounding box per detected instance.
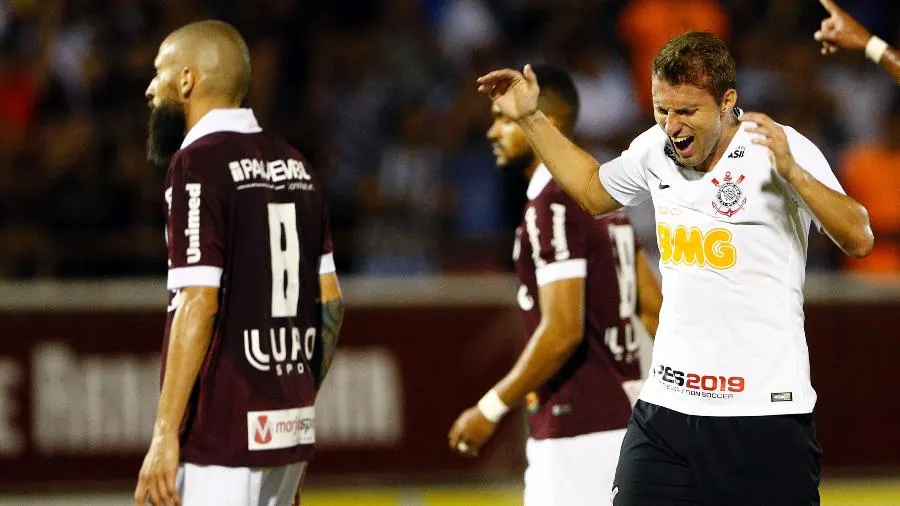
[524,429,627,506]
[175,461,307,506]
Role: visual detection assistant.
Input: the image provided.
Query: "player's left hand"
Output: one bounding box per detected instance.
[448,406,497,458]
[134,431,181,506]
[740,112,801,182]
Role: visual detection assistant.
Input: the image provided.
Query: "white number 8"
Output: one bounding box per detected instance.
[267,203,301,318]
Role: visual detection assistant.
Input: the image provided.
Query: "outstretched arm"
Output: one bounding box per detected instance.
[815,0,900,82]
[448,277,585,457]
[476,65,622,216]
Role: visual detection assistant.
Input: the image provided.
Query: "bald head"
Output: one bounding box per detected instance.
[159,20,251,104]
[144,20,252,166]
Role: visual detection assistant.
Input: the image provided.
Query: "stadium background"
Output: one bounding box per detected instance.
[0,0,898,503]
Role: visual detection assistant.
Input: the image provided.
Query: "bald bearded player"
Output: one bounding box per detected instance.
[134,21,344,506]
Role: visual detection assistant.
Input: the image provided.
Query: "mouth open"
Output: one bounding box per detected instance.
[672,136,695,157]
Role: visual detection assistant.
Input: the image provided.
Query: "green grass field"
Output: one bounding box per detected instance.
[0,480,897,505]
[301,479,900,506]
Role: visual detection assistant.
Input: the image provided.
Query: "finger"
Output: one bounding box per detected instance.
[153,473,172,506]
[523,63,537,83]
[751,137,773,147]
[134,480,147,506]
[448,425,460,450]
[827,44,839,54]
[819,0,841,15]
[744,127,771,137]
[476,69,521,85]
[145,475,161,506]
[164,468,180,506]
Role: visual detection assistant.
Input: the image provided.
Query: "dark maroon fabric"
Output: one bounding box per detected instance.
[162,131,331,467]
[514,180,642,439]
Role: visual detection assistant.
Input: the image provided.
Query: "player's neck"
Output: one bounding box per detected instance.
[186,98,244,132]
[697,117,741,173]
[523,157,541,180]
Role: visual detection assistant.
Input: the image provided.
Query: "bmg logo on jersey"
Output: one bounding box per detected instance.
[244,326,315,376]
[248,406,315,450]
[652,364,745,399]
[657,223,737,270]
[184,183,202,263]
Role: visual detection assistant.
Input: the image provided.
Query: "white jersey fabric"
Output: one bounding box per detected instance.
[599,122,844,417]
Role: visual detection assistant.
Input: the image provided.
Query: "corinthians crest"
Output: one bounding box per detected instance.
[711,171,747,217]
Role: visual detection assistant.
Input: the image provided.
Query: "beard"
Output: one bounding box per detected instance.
[503,149,535,174]
[146,102,187,167]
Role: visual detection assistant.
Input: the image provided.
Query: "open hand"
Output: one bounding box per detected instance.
[814,0,872,55]
[134,431,181,506]
[476,64,540,121]
[448,406,497,458]
[741,112,800,182]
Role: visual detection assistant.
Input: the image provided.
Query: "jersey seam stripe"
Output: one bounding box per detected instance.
[167,266,224,289]
[535,259,587,286]
[319,253,336,275]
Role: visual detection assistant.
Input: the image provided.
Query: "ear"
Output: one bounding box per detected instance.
[179,67,195,99]
[721,89,737,112]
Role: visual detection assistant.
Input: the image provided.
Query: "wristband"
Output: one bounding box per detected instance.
[477,390,509,423]
[865,36,889,64]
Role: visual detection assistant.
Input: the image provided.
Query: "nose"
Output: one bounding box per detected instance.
[486,120,500,141]
[664,112,682,137]
[145,80,156,103]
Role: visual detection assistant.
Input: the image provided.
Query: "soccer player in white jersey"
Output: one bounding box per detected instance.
[476,31,874,505]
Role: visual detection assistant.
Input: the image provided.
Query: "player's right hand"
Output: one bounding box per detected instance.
[134,431,181,506]
[476,64,540,121]
[814,0,872,55]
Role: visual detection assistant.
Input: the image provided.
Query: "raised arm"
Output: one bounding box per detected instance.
[742,112,874,258]
[476,65,622,215]
[814,0,900,83]
[448,277,585,457]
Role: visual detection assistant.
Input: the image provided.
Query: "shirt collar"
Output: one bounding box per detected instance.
[180,108,262,149]
[526,163,553,200]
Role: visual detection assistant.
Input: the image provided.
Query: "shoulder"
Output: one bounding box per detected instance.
[627,124,667,154]
[542,181,593,219]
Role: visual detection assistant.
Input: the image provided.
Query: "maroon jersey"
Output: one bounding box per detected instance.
[513,165,642,440]
[162,109,334,467]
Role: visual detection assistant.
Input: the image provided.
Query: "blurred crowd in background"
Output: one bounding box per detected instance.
[0,0,898,278]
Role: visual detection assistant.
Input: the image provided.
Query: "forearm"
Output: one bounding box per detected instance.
[786,164,873,258]
[315,297,344,388]
[517,112,610,215]
[880,46,900,83]
[493,326,579,407]
[155,295,217,435]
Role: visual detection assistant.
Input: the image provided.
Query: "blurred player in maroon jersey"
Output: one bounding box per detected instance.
[448,65,662,504]
[134,20,344,506]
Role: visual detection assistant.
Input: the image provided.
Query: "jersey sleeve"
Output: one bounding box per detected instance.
[598,136,652,207]
[319,201,336,275]
[784,127,846,230]
[165,151,229,290]
[526,193,588,287]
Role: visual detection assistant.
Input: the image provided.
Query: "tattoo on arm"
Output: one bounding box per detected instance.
[315,297,345,389]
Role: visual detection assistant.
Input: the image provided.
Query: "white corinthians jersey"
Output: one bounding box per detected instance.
[599,121,844,416]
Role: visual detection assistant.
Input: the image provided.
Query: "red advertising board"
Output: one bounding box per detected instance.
[0,276,898,488]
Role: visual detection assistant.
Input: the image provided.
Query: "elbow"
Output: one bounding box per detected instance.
[845,231,874,259]
[549,326,583,359]
[845,207,875,259]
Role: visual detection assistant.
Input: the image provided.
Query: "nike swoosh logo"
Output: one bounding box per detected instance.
[659,182,671,189]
